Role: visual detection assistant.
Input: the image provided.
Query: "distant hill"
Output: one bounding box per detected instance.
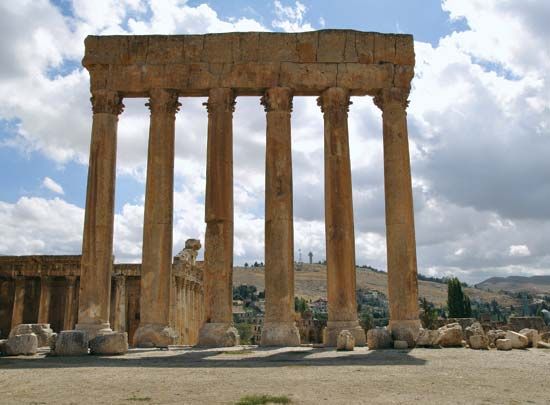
[234,264,517,307]
[476,275,550,294]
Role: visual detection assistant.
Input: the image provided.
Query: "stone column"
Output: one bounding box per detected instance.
[77,89,123,339]
[182,279,189,344]
[318,87,366,346]
[37,276,52,324]
[64,276,77,331]
[112,275,126,332]
[260,87,300,346]
[134,89,180,348]
[11,276,26,330]
[198,88,239,347]
[374,88,421,337]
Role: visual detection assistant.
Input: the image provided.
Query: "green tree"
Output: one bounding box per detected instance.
[294,297,308,314]
[234,323,253,345]
[447,277,472,318]
[420,297,438,329]
[359,309,374,331]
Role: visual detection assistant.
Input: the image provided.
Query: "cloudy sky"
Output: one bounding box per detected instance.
[0,0,549,284]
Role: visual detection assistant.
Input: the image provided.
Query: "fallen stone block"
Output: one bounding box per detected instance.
[496,338,512,351]
[469,334,489,350]
[89,332,128,355]
[536,341,550,349]
[367,327,392,350]
[487,329,506,347]
[539,332,550,343]
[10,324,55,347]
[5,333,38,356]
[391,326,415,348]
[506,331,528,349]
[54,330,89,356]
[436,323,463,347]
[519,328,539,347]
[336,330,355,351]
[416,328,440,348]
[393,340,408,350]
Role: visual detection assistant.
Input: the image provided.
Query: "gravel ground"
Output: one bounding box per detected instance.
[1,346,549,404]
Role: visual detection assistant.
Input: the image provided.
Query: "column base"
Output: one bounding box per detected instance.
[75,323,112,340]
[388,319,422,340]
[133,324,177,348]
[260,321,301,347]
[197,323,240,347]
[323,320,366,347]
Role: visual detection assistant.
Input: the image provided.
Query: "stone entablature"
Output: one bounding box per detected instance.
[83,30,414,96]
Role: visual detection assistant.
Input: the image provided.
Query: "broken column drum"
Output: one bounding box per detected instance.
[80,30,420,347]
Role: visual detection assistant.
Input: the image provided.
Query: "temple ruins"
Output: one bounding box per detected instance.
[2,29,420,349]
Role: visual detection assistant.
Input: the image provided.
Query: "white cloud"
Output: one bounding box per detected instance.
[272,1,314,32]
[42,177,64,195]
[509,245,531,257]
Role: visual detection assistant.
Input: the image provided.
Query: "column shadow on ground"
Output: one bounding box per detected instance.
[0,347,427,369]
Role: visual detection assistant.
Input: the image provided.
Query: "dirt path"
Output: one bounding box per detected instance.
[1,346,549,404]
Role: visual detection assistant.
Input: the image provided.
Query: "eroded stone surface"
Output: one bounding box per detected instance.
[393,340,408,350]
[496,338,512,351]
[436,323,463,347]
[416,328,440,348]
[54,330,89,356]
[518,328,539,347]
[9,324,55,347]
[4,333,38,356]
[506,331,528,349]
[336,330,355,351]
[90,332,128,355]
[367,327,392,350]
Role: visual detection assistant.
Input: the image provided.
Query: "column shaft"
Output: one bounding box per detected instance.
[113,275,127,332]
[260,87,300,346]
[11,277,26,330]
[64,276,77,331]
[77,89,123,338]
[318,87,365,346]
[134,88,180,348]
[374,88,420,336]
[37,276,52,324]
[198,88,239,347]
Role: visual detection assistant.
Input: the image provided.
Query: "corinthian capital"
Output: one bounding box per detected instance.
[91,90,124,115]
[261,87,293,112]
[203,88,236,114]
[317,87,352,114]
[373,88,410,111]
[146,89,181,115]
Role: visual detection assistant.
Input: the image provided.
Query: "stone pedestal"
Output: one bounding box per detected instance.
[374,88,421,337]
[77,90,123,338]
[11,276,26,330]
[198,88,239,347]
[135,88,180,348]
[318,87,365,347]
[37,276,51,324]
[260,87,300,347]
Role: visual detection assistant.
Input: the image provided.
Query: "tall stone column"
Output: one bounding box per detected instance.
[318,87,366,346]
[77,89,123,339]
[37,276,52,324]
[134,88,180,348]
[64,276,77,331]
[113,275,126,332]
[11,276,26,330]
[260,87,300,346]
[198,88,239,347]
[374,88,421,337]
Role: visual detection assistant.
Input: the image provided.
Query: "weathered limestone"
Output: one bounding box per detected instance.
[336,330,355,351]
[4,333,38,356]
[416,328,440,348]
[198,88,239,347]
[54,330,89,356]
[112,275,126,332]
[518,328,539,347]
[77,89,123,339]
[89,332,128,355]
[367,327,393,350]
[11,276,25,330]
[318,87,365,347]
[393,340,408,350]
[496,338,512,351]
[64,276,77,331]
[506,331,528,349]
[465,322,489,350]
[436,323,463,347]
[260,87,300,347]
[9,324,55,348]
[374,88,421,337]
[134,89,180,348]
[37,276,52,324]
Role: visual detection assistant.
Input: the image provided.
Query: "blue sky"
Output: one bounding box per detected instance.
[0,0,549,283]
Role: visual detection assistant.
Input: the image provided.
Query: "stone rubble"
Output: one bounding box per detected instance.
[336,330,355,351]
[89,332,129,355]
[436,323,464,347]
[496,338,513,351]
[367,327,393,350]
[53,330,89,356]
[3,333,38,356]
